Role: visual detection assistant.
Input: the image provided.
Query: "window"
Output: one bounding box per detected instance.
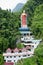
[23,55,26,57]
[30,33,33,36]
[24,41,32,43]
[14,60,15,62]
[32,46,34,47]
[21,41,24,43]
[19,50,22,53]
[28,49,31,51]
[19,56,21,57]
[28,41,32,43]
[24,34,26,36]
[27,33,29,35]
[28,55,30,56]
[8,60,11,62]
[7,56,9,58]
[12,51,13,53]
[4,60,6,62]
[10,56,12,58]
[14,56,16,58]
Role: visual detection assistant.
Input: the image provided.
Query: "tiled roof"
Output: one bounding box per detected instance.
[4,62,14,65]
[13,48,19,52]
[26,46,31,50]
[22,48,27,52]
[19,27,30,31]
[5,46,31,53]
[6,48,12,53]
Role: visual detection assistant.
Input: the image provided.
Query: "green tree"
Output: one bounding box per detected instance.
[17,43,24,49]
[31,4,43,39]
[0,54,4,65]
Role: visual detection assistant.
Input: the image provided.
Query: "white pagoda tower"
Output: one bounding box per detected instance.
[19,10,41,50]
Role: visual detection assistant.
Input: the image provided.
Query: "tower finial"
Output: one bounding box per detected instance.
[23,10,25,13]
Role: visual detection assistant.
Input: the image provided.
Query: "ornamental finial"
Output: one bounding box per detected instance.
[23,10,25,13]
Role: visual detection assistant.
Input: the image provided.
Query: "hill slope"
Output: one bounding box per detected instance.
[13,3,24,12]
[31,4,43,39]
[0,0,43,65]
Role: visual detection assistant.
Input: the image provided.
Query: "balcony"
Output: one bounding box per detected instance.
[21,36,34,42]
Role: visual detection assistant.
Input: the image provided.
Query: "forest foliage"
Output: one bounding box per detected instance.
[0,9,21,53]
[0,0,43,65]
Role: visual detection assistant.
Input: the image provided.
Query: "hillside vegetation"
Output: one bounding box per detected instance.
[0,0,43,65]
[31,4,43,39]
[0,9,21,53]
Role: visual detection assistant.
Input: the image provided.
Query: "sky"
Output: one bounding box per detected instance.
[0,0,27,10]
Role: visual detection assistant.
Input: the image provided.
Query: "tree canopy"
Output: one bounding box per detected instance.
[0,0,43,65]
[31,4,43,39]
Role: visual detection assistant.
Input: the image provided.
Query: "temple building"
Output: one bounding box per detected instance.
[3,10,41,65]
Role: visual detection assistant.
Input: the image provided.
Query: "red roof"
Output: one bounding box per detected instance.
[26,46,31,50]
[13,48,19,52]
[6,48,12,53]
[4,62,14,65]
[22,48,27,52]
